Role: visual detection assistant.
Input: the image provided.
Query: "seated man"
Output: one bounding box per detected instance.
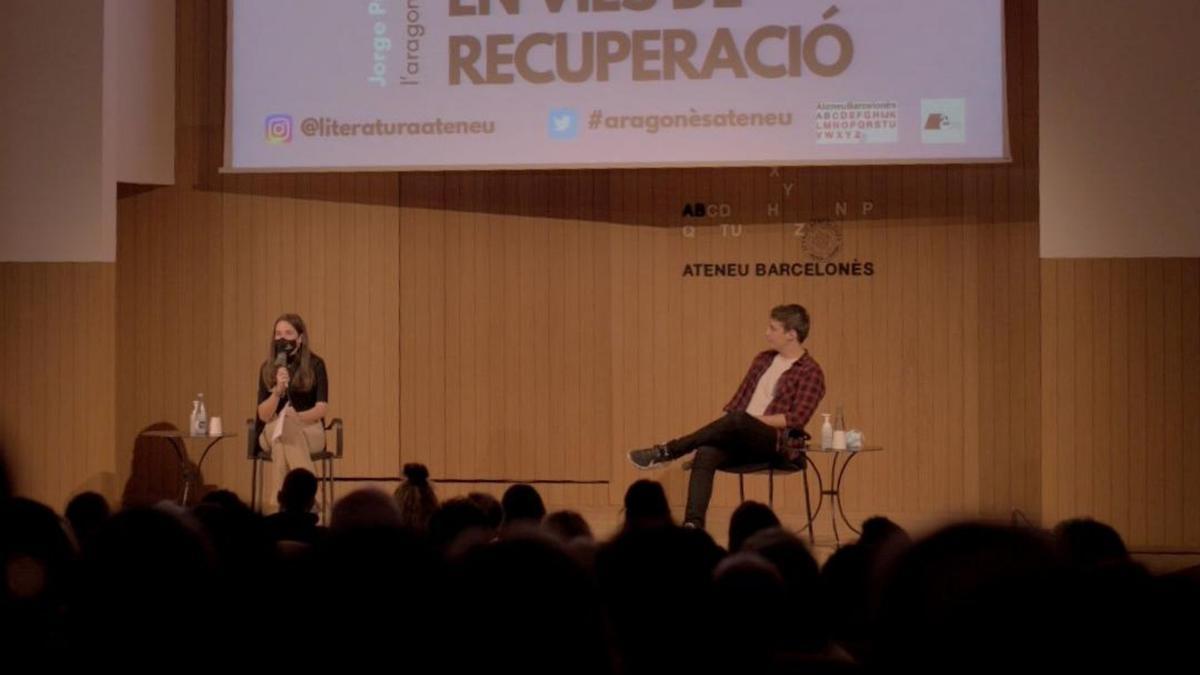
[628,304,825,529]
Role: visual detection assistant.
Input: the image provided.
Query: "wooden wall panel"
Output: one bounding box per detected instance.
[0,263,116,510]
[399,172,613,482]
[1041,258,1200,549]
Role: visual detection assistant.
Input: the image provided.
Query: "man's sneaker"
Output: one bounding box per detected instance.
[628,444,673,470]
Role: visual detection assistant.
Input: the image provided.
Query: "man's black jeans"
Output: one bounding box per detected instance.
[665,411,780,527]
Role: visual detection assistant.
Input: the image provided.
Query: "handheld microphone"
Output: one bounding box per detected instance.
[273,344,290,400]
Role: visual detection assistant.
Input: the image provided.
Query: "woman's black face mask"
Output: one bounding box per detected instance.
[274,338,298,356]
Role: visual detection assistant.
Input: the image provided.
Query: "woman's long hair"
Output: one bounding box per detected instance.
[260,313,316,392]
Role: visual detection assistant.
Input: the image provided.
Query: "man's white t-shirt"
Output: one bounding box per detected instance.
[745,353,799,416]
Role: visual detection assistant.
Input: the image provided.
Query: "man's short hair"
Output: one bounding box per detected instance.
[770,304,810,343]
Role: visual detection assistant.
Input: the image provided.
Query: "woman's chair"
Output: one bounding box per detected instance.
[247,417,343,524]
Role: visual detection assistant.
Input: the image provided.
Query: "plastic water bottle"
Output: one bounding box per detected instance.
[832,404,847,450]
[195,393,208,437]
[189,399,200,436]
[821,413,833,450]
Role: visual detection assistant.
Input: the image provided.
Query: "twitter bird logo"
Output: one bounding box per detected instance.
[547,108,579,140]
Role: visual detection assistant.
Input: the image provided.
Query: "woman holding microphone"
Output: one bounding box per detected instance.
[257,313,329,511]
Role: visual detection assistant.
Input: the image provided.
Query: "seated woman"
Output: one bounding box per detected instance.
[256,313,329,512]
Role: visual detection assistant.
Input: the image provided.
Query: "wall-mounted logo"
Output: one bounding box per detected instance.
[798,220,843,261]
[920,99,966,144]
[679,213,876,279]
[265,114,293,144]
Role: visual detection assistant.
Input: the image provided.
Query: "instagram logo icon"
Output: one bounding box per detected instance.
[265,114,293,144]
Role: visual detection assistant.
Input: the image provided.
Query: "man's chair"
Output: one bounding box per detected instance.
[685,447,824,545]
